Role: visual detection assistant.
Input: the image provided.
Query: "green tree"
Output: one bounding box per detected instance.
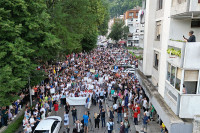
[0,0,59,106]
[108,20,129,42]
[108,0,142,18]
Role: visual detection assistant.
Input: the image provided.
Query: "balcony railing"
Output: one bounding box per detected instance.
[167,41,200,69]
[165,81,200,118]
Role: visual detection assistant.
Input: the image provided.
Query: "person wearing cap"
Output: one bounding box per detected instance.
[183,31,196,42]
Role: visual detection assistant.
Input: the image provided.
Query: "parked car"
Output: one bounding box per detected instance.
[123,68,135,74]
[34,116,62,133]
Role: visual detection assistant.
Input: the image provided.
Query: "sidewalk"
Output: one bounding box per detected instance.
[0,106,26,133]
[135,121,161,133]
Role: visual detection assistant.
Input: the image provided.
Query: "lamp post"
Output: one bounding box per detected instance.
[28,77,32,106]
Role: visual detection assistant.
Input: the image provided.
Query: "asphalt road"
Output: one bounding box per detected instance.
[16,100,137,133]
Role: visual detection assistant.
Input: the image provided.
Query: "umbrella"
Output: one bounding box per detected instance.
[119,41,126,44]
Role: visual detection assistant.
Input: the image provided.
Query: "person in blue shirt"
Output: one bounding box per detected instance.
[83,111,89,133]
[125,94,129,108]
[141,112,150,133]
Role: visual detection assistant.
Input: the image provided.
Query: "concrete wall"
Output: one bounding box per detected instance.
[142,0,157,75]
[170,19,200,42]
[183,42,200,69]
[190,0,200,11]
[179,95,200,118]
[157,0,172,98]
[164,81,180,115]
[171,0,188,16]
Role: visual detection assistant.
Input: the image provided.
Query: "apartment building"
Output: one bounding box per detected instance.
[137,0,200,132]
[124,8,145,47]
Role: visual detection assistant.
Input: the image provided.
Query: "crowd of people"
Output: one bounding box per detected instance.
[0,46,168,133]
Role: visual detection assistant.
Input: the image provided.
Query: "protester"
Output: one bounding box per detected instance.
[141,112,150,133]
[54,101,59,116]
[64,111,70,132]
[71,106,77,124]
[101,108,106,127]
[94,112,100,128]
[107,118,114,133]
[83,111,89,133]
[120,122,125,133]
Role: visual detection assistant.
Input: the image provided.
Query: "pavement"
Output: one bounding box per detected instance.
[15,98,161,133]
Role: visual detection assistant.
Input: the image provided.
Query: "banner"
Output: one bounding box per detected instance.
[66,97,87,105]
[66,94,92,108]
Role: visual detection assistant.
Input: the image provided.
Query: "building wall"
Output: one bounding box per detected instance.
[157,0,172,97]
[142,0,157,75]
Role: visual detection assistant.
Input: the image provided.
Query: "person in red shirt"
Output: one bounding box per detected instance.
[54,101,59,116]
[133,109,138,125]
[136,103,141,122]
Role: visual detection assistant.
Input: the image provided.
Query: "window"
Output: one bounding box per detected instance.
[191,19,200,27]
[51,121,59,133]
[136,29,139,32]
[140,30,144,32]
[134,40,139,43]
[129,13,134,16]
[167,63,176,87]
[156,21,161,40]
[157,0,163,10]
[128,24,133,27]
[154,52,159,70]
[136,12,138,16]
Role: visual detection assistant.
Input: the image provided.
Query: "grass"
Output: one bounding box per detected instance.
[129,51,143,60]
[3,114,24,133]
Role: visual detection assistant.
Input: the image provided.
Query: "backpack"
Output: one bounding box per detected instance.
[109,122,113,131]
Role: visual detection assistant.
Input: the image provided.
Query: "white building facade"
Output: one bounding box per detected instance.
[138,0,200,132]
[124,8,145,47]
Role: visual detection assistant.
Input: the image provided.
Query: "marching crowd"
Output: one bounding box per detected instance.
[0,46,168,133]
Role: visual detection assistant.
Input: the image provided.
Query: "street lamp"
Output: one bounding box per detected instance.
[28,77,32,106]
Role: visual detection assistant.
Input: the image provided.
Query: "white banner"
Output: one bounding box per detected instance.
[66,97,87,105]
[66,94,92,108]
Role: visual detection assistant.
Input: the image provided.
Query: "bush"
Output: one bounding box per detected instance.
[129,51,143,60]
[3,114,24,133]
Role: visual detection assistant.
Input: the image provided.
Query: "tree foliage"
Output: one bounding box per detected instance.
[108,20,129,42]
[0,0,109,106]
[108,0,142,18]
[0,0,59,106]
[49,0,109,53]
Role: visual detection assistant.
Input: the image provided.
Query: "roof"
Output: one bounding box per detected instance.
[35,119,54,130]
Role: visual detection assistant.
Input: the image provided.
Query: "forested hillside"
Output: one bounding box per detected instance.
[108,0,142,18]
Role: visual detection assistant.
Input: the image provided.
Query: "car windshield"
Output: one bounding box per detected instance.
[34,130,49,133]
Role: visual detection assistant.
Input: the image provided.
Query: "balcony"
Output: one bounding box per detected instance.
[167,41,200,69]
[165,81,200,118]
[179,94,200,118]
[171,0,200,18]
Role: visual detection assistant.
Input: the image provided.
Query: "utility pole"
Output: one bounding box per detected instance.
[29,77,32,106]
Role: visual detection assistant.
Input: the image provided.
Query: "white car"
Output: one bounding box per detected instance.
[34,116,62,133]
[123,68,135,74]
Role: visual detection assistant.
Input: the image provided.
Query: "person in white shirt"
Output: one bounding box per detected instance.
[25,124,32,133]
[107,118,114,133]
[142,97,148,112]
[29,115,35,128]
